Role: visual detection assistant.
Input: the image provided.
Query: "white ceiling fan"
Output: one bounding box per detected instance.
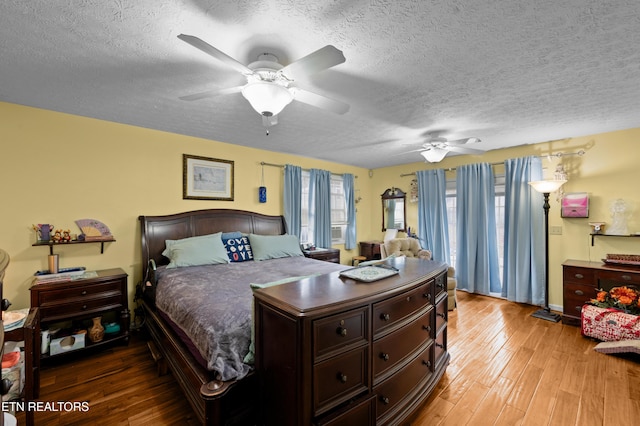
[177,34,350,128]
[406,136,484,163]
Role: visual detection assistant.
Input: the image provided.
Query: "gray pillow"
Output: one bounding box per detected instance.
[162,232,230,268]
[248,234,303,261]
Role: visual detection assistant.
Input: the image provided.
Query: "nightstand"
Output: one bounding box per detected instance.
[30,268,129,361]
[303,248,340,263]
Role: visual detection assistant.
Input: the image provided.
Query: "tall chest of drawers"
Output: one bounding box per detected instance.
[254,258,449,426]
[562,259,640,326]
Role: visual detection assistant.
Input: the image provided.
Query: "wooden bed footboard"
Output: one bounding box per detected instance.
[142,298,257,425]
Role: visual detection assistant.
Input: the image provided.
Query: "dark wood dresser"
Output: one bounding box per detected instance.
[254,257,449,425]
[303,248,341,263]
[360,241,382,261]
[562,259,640,326]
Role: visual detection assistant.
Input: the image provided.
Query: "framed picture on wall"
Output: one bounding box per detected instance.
[183,154,234,201]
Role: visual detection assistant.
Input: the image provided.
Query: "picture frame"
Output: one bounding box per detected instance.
[183,154,234,201]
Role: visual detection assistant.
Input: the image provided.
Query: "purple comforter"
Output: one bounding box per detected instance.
[155,256,346,381]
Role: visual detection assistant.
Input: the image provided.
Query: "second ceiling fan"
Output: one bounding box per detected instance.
[407,136,484,163]
[178,34,350,127]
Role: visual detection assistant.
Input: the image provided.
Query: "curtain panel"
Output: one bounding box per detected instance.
[309,169,332,248]
[283,165,302,238]
[416,169,450,264]
[342,173,357,250]
[455,163,501,294]
[502,156,545,304]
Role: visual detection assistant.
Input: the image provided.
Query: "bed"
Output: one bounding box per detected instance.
[138,209,347,425]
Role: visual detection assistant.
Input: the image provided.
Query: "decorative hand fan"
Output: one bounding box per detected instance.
[75,219,113,241]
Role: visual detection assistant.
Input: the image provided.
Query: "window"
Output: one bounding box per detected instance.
[446,174,506,293]
[300,171,348,245]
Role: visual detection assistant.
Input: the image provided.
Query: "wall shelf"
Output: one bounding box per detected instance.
[590,233,640,246]
[32,239,115,254]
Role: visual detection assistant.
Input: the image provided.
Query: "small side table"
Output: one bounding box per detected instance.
[303,248,340,263]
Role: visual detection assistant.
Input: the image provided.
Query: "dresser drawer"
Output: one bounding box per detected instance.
[373,307,432,382]
[314,307,368,362]
[317,394,375,426]
[313,346,369,416]
[373,282,432,337]
[435,294,448,332]
[374,342,433,420]
[434,271,447,298]
[598,270,640,286]
[563,266,596,285]
[563,282,598,316]
[39,295,124,322]
[434,328,447,366]
[35,280,123,305]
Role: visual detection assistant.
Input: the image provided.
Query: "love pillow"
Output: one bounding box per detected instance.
[222,236,253,262]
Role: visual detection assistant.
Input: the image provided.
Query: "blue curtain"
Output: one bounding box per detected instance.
[456,163,501,294]
[502,156,544,304]
[283,165,302,237]
[416,169,450,264]
[309,169,332,248]
[342,173,357,250]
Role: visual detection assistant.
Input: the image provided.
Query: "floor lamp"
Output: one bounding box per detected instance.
[528,179,567,322]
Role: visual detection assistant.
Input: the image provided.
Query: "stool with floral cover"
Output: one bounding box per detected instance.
[581,286,640,342]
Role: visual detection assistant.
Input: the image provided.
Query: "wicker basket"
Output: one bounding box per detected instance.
[603,254,640,266]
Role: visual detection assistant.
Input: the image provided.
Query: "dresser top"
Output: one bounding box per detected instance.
[563,259,640,274]
[254,257,447,316]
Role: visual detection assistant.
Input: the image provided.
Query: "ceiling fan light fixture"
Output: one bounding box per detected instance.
[421,147,448,163]
[242,82,293,116]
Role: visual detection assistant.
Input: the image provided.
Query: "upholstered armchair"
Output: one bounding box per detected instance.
[380,238,457,310]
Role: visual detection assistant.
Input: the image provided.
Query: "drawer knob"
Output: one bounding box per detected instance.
[574,290,584,296]
[337,373,348,383]
[422,360,431,367]
[622,275,632,281]
[406,296,412,302]
[574,273,584,279]
[423,293,431,300]
[437,312,446,319]
[380,352,390,361]
[435,342,444,349]
[380,313,390,321]
[336,327,348,337]
[575,305,582,312]
[82,305,87,310]
[380,396,390,405]
[423,325,431,332]
[81,290,87,296]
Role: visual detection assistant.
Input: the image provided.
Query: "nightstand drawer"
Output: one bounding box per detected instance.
[39,294,124,321]
[35,280,123,305]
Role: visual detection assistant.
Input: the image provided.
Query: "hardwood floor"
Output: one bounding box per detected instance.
[15,291,640,425]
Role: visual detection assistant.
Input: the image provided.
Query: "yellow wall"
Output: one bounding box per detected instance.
[370,128,640,309]
[3,100,639,312]
[0,102,372,310]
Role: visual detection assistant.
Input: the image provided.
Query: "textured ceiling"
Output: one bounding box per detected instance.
[1,1,640,168]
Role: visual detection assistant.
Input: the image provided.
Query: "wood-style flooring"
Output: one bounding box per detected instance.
[15,291,640,425]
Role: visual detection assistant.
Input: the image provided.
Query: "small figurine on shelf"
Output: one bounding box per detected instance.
[62,230,72,243]
[52,229,63,243]
[32,224,54,242]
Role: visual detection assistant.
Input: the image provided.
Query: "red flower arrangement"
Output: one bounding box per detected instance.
[589,286,640,315]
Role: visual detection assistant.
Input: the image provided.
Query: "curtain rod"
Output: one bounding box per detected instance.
[260,161,358,178]
[399,150,586,177]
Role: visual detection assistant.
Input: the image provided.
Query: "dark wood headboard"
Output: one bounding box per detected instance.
[139,209,287,278]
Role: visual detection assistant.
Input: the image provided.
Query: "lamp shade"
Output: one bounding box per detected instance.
[528,179,567,193]
[241,82,293,116]
[421,147,448,163]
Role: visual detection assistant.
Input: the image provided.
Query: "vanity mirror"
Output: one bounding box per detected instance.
[381,187,406,232]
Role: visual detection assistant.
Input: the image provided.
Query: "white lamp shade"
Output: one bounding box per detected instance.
[241,82,293,116]
[528,180,567,193]
[421,147,448,163]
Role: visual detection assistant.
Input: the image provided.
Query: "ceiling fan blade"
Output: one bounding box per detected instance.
[178,34,253,75]
[179,86,243,101]
[291,88,350,114]
[447,137,481,145]
[279,45,346,80]
[446,145,485,155]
